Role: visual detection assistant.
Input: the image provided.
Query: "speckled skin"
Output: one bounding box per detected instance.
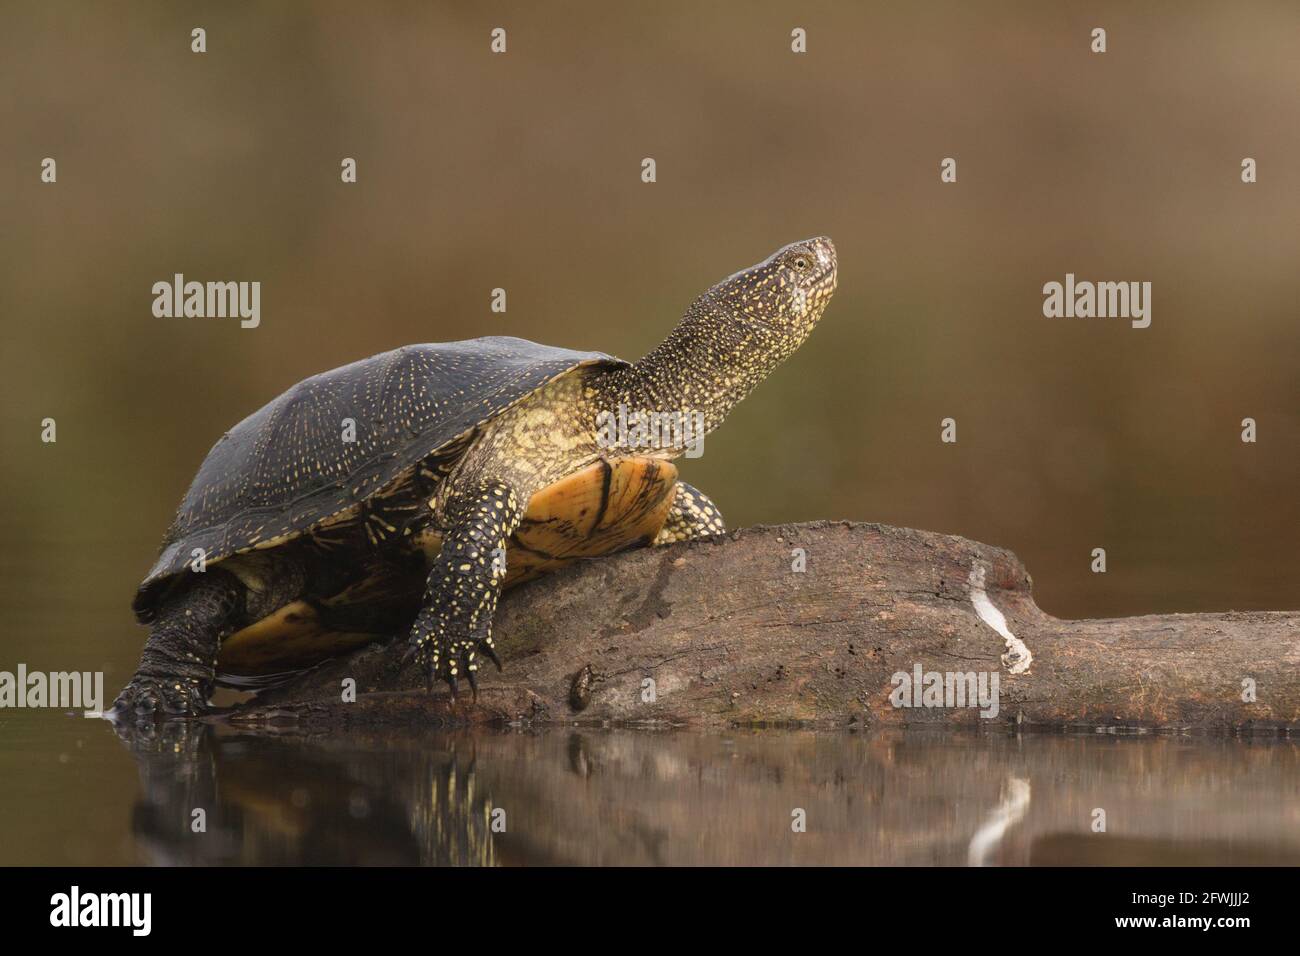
[112,237,836,718]
[653,483,726,544]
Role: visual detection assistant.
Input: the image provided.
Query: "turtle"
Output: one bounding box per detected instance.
[110,236,838,719]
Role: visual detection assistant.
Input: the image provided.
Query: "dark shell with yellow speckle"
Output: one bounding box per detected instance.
[134,337,625,620]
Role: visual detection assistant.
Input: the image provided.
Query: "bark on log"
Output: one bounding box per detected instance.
[226,522,1300,733]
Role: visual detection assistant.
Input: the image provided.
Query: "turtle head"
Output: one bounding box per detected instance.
[703,236,838,355]
[612,237,838,445]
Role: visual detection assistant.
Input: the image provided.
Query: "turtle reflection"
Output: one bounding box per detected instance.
[116,721,494,866]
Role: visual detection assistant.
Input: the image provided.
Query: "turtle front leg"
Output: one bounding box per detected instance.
[405,479,523,697]
[110,568,244,721]
[654,482,726,545]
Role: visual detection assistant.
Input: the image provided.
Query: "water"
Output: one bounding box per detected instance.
[2,711,1295,866]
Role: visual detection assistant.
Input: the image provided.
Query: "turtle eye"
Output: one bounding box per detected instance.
[785,251,816,273]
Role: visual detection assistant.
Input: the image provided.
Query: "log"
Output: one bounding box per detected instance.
[225,522,1300,733]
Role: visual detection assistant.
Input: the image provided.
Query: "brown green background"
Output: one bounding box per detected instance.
[2,0,1297,686]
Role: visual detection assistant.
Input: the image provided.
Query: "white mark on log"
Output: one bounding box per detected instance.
[968,777,1031,866]
[969,565,1032,674]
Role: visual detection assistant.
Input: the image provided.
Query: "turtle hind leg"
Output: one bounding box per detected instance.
[654,482,726,545]
[110,568,245,722]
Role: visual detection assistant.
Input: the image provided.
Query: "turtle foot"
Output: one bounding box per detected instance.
[109,674,211,723]
[401,608,502,700]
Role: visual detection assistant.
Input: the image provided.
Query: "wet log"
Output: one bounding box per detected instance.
[227,522,1300,732]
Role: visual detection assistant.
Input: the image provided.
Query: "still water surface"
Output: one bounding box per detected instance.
[1,711,1295,866]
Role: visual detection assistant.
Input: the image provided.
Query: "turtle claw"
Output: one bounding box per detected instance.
[109,674,210,723]
[404,608,497,701]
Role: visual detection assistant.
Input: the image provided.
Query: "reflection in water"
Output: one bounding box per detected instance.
[108,724,1300,867]
[968,777,1031,867]
[120,722,494,865]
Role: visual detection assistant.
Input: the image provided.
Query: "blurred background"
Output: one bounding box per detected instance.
[2,0,1297,689]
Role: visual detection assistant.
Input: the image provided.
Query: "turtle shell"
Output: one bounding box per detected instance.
[135,337,626,620]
